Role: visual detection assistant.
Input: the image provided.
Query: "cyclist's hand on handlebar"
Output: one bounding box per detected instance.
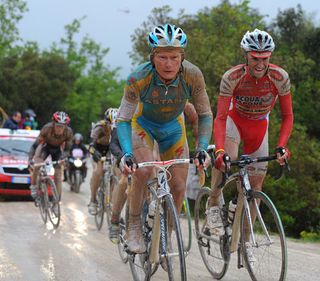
[120,153,137,176]
[214,151,231,172]
[28,159,34,170]
[275,146,290,166]
[194,150,211,170]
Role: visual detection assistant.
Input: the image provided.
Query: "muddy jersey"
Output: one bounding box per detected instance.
[117,60,213,155]
[90,120,111,146]
[220,63,291,120]
[37,122,73,149]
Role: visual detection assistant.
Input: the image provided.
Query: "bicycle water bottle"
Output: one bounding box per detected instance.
[227,199,237,225]
[147,200,156,228]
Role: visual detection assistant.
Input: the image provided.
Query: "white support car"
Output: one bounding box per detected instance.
[0,128,39,197]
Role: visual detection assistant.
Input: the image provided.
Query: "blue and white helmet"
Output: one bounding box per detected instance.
[148,24,187,49]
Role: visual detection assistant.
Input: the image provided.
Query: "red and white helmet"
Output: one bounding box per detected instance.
[52,111,70,125]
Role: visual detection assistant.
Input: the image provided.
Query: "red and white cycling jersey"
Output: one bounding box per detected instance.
[214,63,293,154]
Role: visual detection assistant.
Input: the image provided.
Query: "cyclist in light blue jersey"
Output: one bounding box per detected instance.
[117,24,213,253]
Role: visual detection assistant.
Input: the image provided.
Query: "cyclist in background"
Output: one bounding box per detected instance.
[87,109,113,215]
[206,29,293,265]
[29,111,73,200]
[117,23,213,253]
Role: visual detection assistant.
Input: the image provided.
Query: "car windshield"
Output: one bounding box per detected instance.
[0,138,35,155]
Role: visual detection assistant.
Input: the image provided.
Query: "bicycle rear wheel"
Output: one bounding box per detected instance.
[241,190,287,281]
[179,195,192,253]
[38,182,48,223]
[161,194,187,281]
[47,178,61,228]
[95,186,105,230]
[194,187,229,279]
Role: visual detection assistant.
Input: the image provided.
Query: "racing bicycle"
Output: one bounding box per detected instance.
[194,149,288,281]
[128,159,192,281]
[34,160,62,228]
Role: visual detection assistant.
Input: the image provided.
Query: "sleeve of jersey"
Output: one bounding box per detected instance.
[116,76,140,156]
[278,93,294,147]
[213,95,232,150]
[117,121,132,155]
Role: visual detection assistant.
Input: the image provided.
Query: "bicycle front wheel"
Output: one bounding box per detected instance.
[179,195,192,253]
[194,187,229,279]
[117,202,129,263]
[161,194,187,281]
[241,191,287,281]
[104,176,112,227]
[38,182,48,223]
[95,186,105,230]
[47,178,61,228]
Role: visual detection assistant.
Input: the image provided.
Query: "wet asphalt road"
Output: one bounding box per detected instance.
[0,167,319,281]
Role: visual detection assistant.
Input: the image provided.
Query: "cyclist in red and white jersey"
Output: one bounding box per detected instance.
[206,29,293,245]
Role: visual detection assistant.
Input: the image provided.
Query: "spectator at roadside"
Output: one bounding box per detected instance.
[3,111,21,130]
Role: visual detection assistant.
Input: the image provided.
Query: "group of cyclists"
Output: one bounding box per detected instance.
[27,23,293,274]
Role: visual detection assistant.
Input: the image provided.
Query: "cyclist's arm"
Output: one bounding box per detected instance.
[213,68,239,152]
[117,79,139,156]
[213,95,232,151]
[184,102,199,146]
[278,94,293,147]
[110,128,123,161]
[187,67,213,152]
[64,127,73,151]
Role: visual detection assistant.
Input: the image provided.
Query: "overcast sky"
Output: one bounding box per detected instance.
[18,0,319,79]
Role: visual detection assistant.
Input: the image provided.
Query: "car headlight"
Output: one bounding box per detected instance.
[74,159,83,168]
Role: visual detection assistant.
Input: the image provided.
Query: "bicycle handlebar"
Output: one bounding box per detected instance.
[137,158,193,169]
[33,158,67,167]
[218,154,289,188]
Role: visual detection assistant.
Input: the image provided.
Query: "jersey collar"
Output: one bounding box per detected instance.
[153,69,180,87]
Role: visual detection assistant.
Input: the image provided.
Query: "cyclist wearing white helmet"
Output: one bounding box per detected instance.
[29,111,73,200]
[117,23,213,253]
[87,109,113,215]
[206,29,293,264]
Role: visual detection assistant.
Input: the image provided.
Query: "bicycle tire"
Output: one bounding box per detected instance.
[117,203,129,264]
[47,178,61,228]
[161,194,187,281]
[194,187,229,279]
[104,176,112,228]
[179,196,192,253]
[38,182,48,224]
[95,186,105,230]
[240,190,287,281]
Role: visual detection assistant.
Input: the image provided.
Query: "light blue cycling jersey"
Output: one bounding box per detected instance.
[117,59,213,157]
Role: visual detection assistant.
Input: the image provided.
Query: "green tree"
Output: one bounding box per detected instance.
[52,18,124,138]
[0,46,75,125]
[0,0,27,57]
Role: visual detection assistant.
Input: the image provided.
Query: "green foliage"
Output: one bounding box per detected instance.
[53,18,124,139]
[0,47,75,125]
[0,0,27,57]
[300,231,320,242]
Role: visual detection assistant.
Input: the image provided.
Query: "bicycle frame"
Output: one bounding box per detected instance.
[137,159,191,263]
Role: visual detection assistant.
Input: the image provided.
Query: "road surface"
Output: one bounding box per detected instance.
[0,167,319,281]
